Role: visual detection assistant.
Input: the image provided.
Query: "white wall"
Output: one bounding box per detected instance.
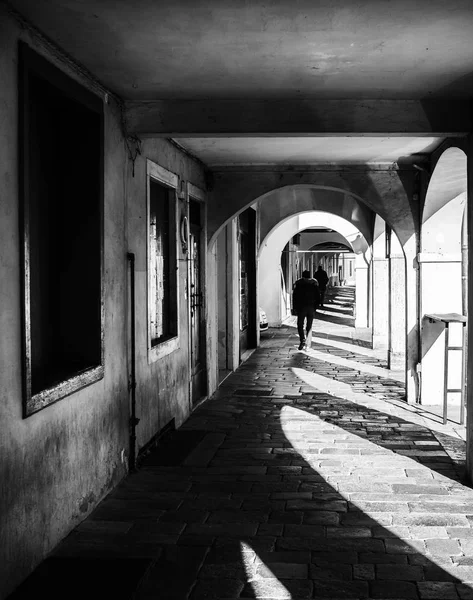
[259,219,296,325]
[419,146,467,406]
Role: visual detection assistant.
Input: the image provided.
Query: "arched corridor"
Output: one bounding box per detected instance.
[2,2,473,598]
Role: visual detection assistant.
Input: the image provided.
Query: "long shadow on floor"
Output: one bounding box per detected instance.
[291,349,406,403]
[313,332,373,349]
[174,391,471,599]
[10,387,472,599]
[313,311,355,327]
[287,354,466,482]
[9,338,470,600]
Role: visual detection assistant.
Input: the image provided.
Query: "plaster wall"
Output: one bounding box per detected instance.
[371,223,388,349]
[385,232,407,371]
[403,236,420,404]
[419,189,466,407]
[125,139,206,449]
[0,11,207,597]
[422,193,466,254]
[217,229,228,371]
[0,13,129,598]
[420,264,463,405]
[372,258,388,347]
[355,258,370,328]
[390,256,407,365]
[207,241,219,395]
[258,220,295,325]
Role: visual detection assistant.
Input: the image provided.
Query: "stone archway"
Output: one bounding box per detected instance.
[371,214,407,369]
[419,146,467,411]
[206,174,418,401]
[258,211,368,327]
[207,169,415,248]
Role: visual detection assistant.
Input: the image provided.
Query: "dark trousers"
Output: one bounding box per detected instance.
[319,286,326,305]
[297,307,315,343]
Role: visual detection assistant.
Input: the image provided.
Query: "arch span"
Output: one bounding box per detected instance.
[208,168,415,248]
[259,211,367,258]
[258,211,367,326]
[423,147,467,227]
[419,146,468,411]
[420,146,467,314]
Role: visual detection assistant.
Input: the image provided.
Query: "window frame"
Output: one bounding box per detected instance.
[19,43,105,417]
[146,159,180,362]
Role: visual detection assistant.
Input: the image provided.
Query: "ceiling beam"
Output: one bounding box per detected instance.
[125,99,470,137]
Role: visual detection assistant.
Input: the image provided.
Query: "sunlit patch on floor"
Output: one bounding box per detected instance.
[300,345,404,382]
[311,334,383,358]
[240,541,292,599]
[290,366,464,437]
[279,403,473,584]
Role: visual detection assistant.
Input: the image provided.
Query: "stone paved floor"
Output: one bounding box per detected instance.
[10,291,472,599]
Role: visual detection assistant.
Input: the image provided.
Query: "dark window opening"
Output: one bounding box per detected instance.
[239,231,249,331]
[20,44,103,414]
[149,179,177,346]
[238,208,257,355]
[189,199,201,226]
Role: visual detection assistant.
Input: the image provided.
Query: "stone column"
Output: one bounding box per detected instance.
[355,255,369,328]
[207,240,219,396]
[372,257,389,348]
[227,219,240,371]
[371,228,389,349]
[389,253,406,370]
[217,228,228,371]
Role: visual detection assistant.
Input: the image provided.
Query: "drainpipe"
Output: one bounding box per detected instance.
[462,213,468,406]
[127,252,139,472]
[462,214,468,316]
[414,170,423,403]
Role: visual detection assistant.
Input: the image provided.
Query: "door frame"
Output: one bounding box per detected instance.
[186,182,207,410]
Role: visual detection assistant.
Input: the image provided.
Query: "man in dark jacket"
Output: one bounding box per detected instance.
[292,270,320,350]
[314,264,329,306]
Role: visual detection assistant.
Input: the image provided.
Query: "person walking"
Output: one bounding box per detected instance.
[314,264,329,307]
[292,270,320,350]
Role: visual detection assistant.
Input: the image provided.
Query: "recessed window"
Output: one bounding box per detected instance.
[20,44,104,416]
[147,160,179,361]
[239,231,249,331]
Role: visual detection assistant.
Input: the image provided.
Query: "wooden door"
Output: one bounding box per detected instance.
[189,216,206,405]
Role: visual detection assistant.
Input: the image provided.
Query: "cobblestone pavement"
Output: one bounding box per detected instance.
[10,293,472,599]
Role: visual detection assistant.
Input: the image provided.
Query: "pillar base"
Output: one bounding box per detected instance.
[388,351,405,372]
[372,335,388,350]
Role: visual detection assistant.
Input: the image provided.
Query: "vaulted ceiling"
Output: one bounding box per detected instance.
[8,0,473,165]
[9,0,473,100]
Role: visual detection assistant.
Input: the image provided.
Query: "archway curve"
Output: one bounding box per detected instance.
[258,211,368,326]
[422,146,467,234]
[420,146,467,303]
[419,145,468,410]
[258,210,367,260]
[208,164,415,248]
[209,183,400,250]
[311,241,353,252]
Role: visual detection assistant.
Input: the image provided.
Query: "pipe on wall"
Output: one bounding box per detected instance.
[127,252,139,472]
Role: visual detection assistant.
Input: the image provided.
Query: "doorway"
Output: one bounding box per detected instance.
[238,208,257,359]
[189,199,206,405]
